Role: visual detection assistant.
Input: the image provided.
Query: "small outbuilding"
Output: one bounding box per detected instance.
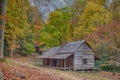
[37,41,99,70]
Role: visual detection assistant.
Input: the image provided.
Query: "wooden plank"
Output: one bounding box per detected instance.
[74,53,95,70]
[64,59,66,70]
[57,59,58,68]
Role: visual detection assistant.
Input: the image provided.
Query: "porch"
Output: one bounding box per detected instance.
[36,54,74,70]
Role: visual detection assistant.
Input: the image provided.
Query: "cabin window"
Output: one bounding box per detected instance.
[82,58,87,64]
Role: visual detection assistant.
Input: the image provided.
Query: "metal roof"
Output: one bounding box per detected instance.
[49,54,73,59]
[46,46,61,55]
[57,41,84,53]
[36,53,73,59]
[36,40,95,59]
[36,46,61,59]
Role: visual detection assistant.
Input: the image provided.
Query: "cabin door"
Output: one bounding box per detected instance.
[53,59,57,67]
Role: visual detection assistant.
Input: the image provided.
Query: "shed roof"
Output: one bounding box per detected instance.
[36,46,61,59]
[57,41,84,53]
[36,40,96,59]
[50,54,73,59]
[36,53,73,59]
[46,46,61,55]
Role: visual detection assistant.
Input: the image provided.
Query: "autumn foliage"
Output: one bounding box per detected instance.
[0,62,70,80]
[86,20,120,49]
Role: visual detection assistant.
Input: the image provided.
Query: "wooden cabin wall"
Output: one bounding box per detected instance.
[51,59,57,67]
[66,55,74,68]
[74,43,95,70]
[58,59,64,67]
[43,59,50,66]
[74,54,94,70]
[77,42,92,52]
[43,59,46,66]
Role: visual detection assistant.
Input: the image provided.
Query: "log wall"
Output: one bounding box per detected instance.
[74,43,95,70]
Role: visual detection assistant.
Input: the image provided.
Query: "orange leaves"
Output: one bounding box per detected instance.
[0,62,70,80]
[85,20,120,52]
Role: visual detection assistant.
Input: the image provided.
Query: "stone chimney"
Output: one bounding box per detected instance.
[60,41,67,47]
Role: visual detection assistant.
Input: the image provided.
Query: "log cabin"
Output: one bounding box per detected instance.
[37,41,100,70]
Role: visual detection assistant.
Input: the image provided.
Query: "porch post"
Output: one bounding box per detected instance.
[57,59,59,68]
[64,59,66,70]
[35,58,37,65]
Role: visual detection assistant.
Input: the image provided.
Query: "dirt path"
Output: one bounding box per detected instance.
[12,55,120,80]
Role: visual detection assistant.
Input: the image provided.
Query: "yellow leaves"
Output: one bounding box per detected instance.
[15,28,25,39]
[77,1,110,39]
[49,11,63,19]
[86,1,105,12]
[80,1,106,24]
[5,29,17,50]
[97,0,106,5]
[5,0,32,52]
[47,10,64,26]
[65,26,73,42]
[73,27,81,36]
[72,23,97,40]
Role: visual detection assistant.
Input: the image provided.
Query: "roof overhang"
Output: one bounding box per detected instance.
[36,53,73,59]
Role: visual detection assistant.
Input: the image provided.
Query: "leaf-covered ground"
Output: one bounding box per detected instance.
[1,55,119,80]
[0,61,71,80]
[14,55,120,80]
[12,55,120,80]
[1,60,120,80]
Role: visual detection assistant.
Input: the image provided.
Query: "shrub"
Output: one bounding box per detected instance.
[100,64,112,71]
[22,42,35,55]
[116,67,120,73]
[100,63,120,72]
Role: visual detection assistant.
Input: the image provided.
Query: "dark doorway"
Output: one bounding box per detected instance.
[63,59,64,67]
[45,59,50,66]
[53,59,57,67]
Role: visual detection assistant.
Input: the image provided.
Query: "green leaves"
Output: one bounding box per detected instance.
[75,1,109,39]
[40,25,61,47]
[5,0,37,56]
[40,7,72,47]
[22,42,35,55]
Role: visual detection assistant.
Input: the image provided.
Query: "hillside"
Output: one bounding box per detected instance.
[0,58,120,80]
[0,0,120,80]
[0,60,71,80]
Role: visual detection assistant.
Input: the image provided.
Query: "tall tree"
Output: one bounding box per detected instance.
[76,1,110,40]
[5,0,35,56]
[40,8,71,47]
[0,0,7,58]
[107,0,120,76]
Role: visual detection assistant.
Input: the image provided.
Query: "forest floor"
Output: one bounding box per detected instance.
[1,54,119,80]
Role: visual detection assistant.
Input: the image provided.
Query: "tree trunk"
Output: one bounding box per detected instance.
[0,0,7,59]
[112,61,115,76]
